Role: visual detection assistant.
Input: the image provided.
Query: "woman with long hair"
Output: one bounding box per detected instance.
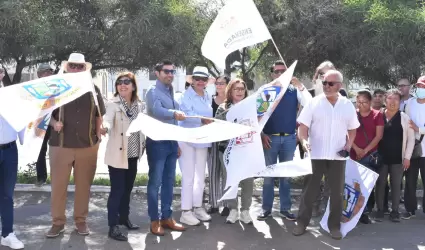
[215,79,254,224]
[208,75,231,215]
[102,72,145,241]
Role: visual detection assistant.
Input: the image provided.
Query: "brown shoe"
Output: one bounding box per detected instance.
[150,221,165,236]
[75,222,90,236]
[161,218,186,232]
[46,225,65,238]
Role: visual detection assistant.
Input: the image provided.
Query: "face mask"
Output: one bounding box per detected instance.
[416,88,425,99]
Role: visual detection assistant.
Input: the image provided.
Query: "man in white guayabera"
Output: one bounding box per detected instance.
[294,70,360,240]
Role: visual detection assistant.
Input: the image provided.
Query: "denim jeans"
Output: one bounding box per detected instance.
[262,134,297,212]
[107,157,138,227]
[146,138,178,221]
[0,142,18,237]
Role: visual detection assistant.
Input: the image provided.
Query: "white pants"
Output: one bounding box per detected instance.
[178,142,208,210]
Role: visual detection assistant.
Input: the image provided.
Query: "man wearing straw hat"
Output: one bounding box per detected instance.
[46,53,106,238]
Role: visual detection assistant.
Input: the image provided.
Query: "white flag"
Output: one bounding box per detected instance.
[21,114,51,165]
[201,0,272,69]
[126,113,254,144]
[320,159,379,238]
[219,61,313,201]
[0,71,93,131]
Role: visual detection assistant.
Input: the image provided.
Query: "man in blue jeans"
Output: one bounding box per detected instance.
[145,60,186,236]
[0,112,25,249]
[258,60,312,221]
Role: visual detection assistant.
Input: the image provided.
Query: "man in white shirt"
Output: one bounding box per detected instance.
[294,70,359,240]
[398,78,412,112]
[0,72,26,249]
[402,76,425,219]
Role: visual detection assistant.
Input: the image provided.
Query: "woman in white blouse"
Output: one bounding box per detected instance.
[178,66,213,226]
[102,72,145,241]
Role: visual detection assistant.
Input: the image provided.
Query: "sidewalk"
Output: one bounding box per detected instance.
[4,192,425,250]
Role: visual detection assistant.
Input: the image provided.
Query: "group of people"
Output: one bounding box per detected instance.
[0,53,424,249]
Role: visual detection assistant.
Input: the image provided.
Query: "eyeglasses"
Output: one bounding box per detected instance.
[273,69,286,75]
[161,69,176,75]
[215,81,227,86]
[68,63,85,70]
[322,81,339,87]
[193,76,208,82]
[233,87,246,92]
[117,79,132,85]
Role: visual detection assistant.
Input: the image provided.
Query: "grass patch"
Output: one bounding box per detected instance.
[17,162,182,187]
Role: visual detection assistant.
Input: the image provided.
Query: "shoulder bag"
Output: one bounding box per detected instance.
[357,112,382,168]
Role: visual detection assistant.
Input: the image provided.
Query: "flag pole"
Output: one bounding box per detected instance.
[270,37,287,68]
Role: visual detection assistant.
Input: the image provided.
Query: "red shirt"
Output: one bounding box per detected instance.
[350,109,384,159]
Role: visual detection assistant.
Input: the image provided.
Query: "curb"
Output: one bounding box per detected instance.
[14,184,423,197]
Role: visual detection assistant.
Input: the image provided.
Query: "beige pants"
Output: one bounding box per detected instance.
[49,144,99,225]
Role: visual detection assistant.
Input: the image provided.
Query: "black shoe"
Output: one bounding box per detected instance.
[401,211,415,220]
[389,211,400,222]
[35,179,46,187]
[119,218,140,230]
[374,210,384,222]
[400,197,405,204]
[383,207,391,215]
[257,210,271,221]
[109,226,127,241]
[359,214,372,224]
[220,207,230,216]
[207,207,219,214]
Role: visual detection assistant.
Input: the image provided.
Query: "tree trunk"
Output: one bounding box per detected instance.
[2,56,27,86]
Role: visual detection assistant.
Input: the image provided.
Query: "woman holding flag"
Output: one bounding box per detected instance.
[102,72,145,241]
[215,78,254,224]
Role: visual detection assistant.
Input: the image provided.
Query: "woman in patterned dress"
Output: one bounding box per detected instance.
[102,72,146,241]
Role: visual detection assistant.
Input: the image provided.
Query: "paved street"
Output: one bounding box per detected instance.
[3,191,425,250]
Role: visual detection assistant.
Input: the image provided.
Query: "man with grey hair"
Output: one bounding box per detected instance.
[294,70,360,240]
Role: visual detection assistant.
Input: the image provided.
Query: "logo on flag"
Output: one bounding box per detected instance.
[256,86,282,116]
[23,79,72,100]
[342,179,365,223]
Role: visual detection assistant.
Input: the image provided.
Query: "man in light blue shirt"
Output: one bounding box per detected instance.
[145,60,186,236]
[0,112,25,249]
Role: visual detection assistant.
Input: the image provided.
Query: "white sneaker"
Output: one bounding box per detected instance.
[226,209,239,224]
[180,211,201,226]
[194,207,212,222]
[1,233,24,249]
[240,210,253,224]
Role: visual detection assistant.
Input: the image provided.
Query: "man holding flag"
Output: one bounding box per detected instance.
[258,60,312,221]
[46,53,106,238]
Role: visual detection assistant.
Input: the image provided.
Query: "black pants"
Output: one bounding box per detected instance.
[36,127,50,182]
[404,157,425,213]
[107,157,138,227]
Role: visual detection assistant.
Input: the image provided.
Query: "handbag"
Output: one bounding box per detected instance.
[357,112,382,168]
[411,134,424,159]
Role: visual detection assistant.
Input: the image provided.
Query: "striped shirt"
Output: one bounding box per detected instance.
[119,96,140,158]
[297,94,360,160]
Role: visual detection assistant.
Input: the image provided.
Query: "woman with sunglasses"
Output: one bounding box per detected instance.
[102,72,145,241]
[215,79,254,224]
[208,75,231,216]
[178,66,213,226]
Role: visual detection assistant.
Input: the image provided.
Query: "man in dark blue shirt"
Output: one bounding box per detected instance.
[257,60,312,221]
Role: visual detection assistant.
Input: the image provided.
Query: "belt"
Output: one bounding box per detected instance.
[0,141,15,150]
[271,133,294,136]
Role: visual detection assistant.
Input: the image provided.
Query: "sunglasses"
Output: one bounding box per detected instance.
[322,81,339,87]
[117,79,132,85]
[273,69,286,75]
[193,76,208,82]
[233,87,246,92]
[68,63,85,70]
[161,69,176,75]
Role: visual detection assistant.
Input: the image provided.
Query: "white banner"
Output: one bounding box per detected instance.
[320,159,379,238]
[0,71,93,131]
[218,61,313,201]
[21,114,51,165]
[126,113,254,144]
[201,0,272,69]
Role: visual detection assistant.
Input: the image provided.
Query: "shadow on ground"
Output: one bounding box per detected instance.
[2,191,425,250]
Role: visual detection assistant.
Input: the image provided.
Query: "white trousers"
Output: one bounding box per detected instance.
[178,142,208,210]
